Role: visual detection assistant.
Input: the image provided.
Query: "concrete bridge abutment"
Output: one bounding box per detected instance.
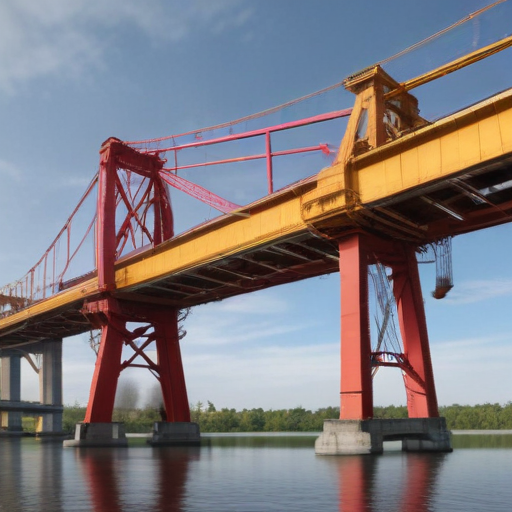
[315,418,452,455]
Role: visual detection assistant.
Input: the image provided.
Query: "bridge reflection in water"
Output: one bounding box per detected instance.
[334,450,446,511]
[78,445,198,512]
[1,435,512,510]
[0,436,460,511]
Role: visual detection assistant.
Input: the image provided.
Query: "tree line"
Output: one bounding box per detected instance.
[62,401,512,434]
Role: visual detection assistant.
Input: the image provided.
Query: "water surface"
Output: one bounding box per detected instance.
[0,433,511,511]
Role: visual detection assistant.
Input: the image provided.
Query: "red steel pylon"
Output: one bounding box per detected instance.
[82,298,190,423]
[82,138,190,424]
[338,233,439,420]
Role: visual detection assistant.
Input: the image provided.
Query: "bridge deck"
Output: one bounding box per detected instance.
[1,88,511,344]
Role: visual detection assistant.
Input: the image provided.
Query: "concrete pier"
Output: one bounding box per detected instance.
[148,422,201,446]
[38,340,63,434]
[315,418,452,455]
[0,353,22,432]
[0,340,64,435]
[63,423,128,447]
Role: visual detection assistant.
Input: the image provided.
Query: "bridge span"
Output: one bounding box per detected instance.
[2,82,511,344]
[1,49,512,450]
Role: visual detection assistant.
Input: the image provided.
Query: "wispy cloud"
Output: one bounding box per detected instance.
[433,333,510,351]
[0,0,253,93]
[183,342,341,410]
[430,333,512,405]
[443,278,512,305]
[187,320,308,347]
[185,293,310,347]
[205,293,290,315]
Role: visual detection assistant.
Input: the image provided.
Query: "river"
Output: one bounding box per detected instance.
[0,432,511,511]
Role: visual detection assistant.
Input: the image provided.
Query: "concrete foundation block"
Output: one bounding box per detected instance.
[63,422,128,448]
[315,418,452,455]
[148,422,201,446]
[315,420,375,455]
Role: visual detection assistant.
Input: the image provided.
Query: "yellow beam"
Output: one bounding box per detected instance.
[0,278,99,335]
[2,87,512,338]
[115,190,310,290]
[354,88,512,204]
[386,35,512,98]
[0,184,313,335]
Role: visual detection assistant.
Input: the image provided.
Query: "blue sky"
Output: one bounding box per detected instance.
[1,0,511,410]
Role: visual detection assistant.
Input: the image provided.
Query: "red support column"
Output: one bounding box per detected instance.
[153,176,174,244]
[154,309,191,422]
[339,234,373,420]
[392,244,439,418]
[84,320,124,423]
[82,300,191,425]
[96,139,118,291]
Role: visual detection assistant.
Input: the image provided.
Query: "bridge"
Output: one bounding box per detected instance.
[1,9,511,450]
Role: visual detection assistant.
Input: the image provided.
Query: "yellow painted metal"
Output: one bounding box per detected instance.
[386,34,512,97]
[353,89,512,205]
[0,278,98,335]
[0,187,313,335]
[115,192,309,290]
[1,87,512,338]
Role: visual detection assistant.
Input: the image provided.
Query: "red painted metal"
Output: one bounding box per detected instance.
[162,144,329,173]
[95,137,173,291]
[160,170,241,214]
[338,234,440,420]
[82,138,193,424]
[82,298,190,423]
[154,308,190,422]
[338,234,373,420]
[83,301,124,423]
[266,130,273,194]
[371,351,426,389]
[391,245,439,417]
[96,141,118,291]
[82,139,188,423]
[140,109,352,154]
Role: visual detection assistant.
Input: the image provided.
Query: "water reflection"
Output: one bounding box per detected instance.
[76,444,200,512]
[337,456,377,511]
[0,434,510,511]
[39,440,63,512]
[78,449,124,512]
[0,438,23,511]
[401,453,445,512]
[153,447,200,512]
[332,450,447,512]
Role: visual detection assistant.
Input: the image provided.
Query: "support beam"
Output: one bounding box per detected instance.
[0,353,22,431]
[338,234,373,420]
[392,245,439,418]
[38,339,63,434]
[65,298,198,447]
[84,318,124,424]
